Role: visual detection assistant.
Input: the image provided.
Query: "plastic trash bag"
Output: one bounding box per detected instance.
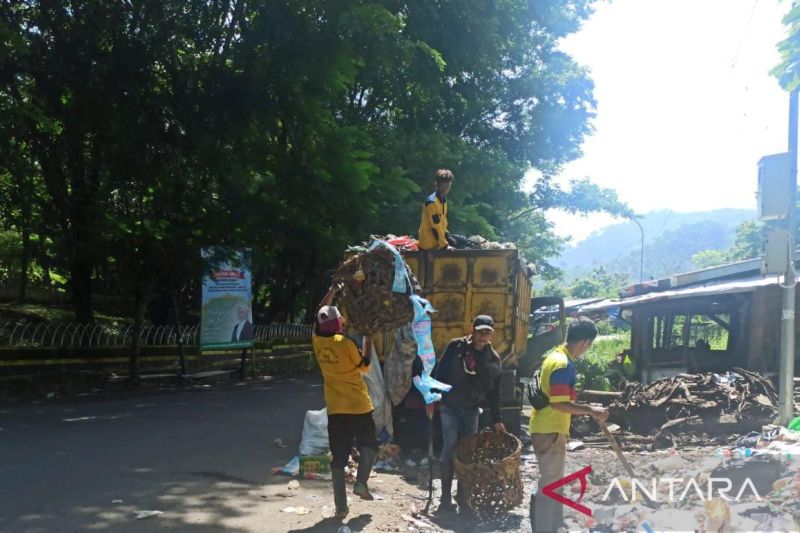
[384,325,418,406]
[362,339,393,440]
[299,408,329,456]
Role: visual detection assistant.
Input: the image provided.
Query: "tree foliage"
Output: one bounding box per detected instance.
[690,249,730,270]
[0,0,624,325]
[774,3,800,90]
[567,267,628,299]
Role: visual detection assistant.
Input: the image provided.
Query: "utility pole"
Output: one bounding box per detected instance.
[778,89,798,426]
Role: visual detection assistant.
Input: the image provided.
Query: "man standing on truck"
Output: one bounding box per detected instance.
[432,314,506,512]
[529,317,609,533]
[312,284,377,519]
[418,169,456,251]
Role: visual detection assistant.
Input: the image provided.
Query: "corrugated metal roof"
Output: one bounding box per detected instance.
[580,273,793,312]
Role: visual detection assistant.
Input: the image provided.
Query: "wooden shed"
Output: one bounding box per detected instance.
[580,258,800,382]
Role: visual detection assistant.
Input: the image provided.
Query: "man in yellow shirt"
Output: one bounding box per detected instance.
[312,285,376,518]
[418,169,456,251]
[529,318,608,533]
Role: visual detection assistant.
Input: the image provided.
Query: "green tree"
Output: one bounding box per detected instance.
[688,220,765,273]
[1,0,620,329]
[568,267,628,299]
[729,220,764,261]
[773,3,800,90]
[691,249,730,270]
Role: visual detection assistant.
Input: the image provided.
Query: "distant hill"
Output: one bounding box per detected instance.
[556,209,755,281]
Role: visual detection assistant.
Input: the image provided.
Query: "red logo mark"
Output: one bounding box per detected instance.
[542,466,592,517]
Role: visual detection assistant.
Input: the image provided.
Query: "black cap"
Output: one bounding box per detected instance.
[473,315,494,331]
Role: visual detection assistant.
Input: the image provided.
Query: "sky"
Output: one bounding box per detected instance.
[545,0,791,244]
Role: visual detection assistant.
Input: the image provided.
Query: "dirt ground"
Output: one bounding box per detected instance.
[2,375,798,533]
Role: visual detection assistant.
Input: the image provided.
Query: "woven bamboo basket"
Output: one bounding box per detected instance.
[453,431,524,515]
[332,246,419,336]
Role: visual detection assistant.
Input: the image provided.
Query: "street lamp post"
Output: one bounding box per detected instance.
[630,216,644,283]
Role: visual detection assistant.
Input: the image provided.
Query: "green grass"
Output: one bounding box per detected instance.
[584,334,631,365]
[0,302,127,323]
[575,332,632,391]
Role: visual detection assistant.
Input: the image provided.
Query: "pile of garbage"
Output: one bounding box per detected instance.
[449,234,517,250]
[346,235,419,253]
[345,233,518,253]
[373,443,403,473]
[611,368,778,434]
[333,244,419,335]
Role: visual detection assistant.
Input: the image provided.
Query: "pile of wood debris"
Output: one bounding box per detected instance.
[613,368,778,434]
[575,369,782,450]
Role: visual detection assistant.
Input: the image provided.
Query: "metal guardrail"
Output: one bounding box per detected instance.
[0,321,312,348]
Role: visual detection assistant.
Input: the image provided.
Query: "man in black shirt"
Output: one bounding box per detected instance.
[433,315,506,512]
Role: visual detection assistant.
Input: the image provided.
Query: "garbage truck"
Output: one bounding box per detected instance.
[368,248,565,436]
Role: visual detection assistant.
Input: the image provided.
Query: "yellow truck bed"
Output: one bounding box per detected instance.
[374,248,532,366]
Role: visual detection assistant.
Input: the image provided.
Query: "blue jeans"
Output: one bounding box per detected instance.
[439,405,480,465]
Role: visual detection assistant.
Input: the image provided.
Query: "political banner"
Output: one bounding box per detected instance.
[200,247,253,350]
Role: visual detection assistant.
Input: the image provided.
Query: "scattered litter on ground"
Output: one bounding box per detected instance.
[401,513,435,529]
[301,471,330,480]
[274,438,287,448]
[272,456,299,477]
[112,499,123,504]
[287,480,300,490]
[374,459,400,472]
[134,510,164,520]
[567,440,585,452]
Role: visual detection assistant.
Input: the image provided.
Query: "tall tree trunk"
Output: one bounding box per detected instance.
[39,241,52,293]
[70,257,93,322]
[18,224,30,302]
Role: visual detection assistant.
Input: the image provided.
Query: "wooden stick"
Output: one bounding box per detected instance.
[598,420,657,507]
[598,420,635,478]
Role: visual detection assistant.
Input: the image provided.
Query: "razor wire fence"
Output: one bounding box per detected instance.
[0,321,312,349]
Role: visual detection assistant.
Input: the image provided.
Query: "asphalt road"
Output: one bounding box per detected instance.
[0,376,327,533]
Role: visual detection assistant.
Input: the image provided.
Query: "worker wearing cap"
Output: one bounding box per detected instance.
[312,285,377,519]
[529,317,609,533]
[431,314,505,512]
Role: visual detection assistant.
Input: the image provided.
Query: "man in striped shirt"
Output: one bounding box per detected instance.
[529,317,609,533]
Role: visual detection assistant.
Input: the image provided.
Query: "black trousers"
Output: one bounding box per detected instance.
[327,412,377,469]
